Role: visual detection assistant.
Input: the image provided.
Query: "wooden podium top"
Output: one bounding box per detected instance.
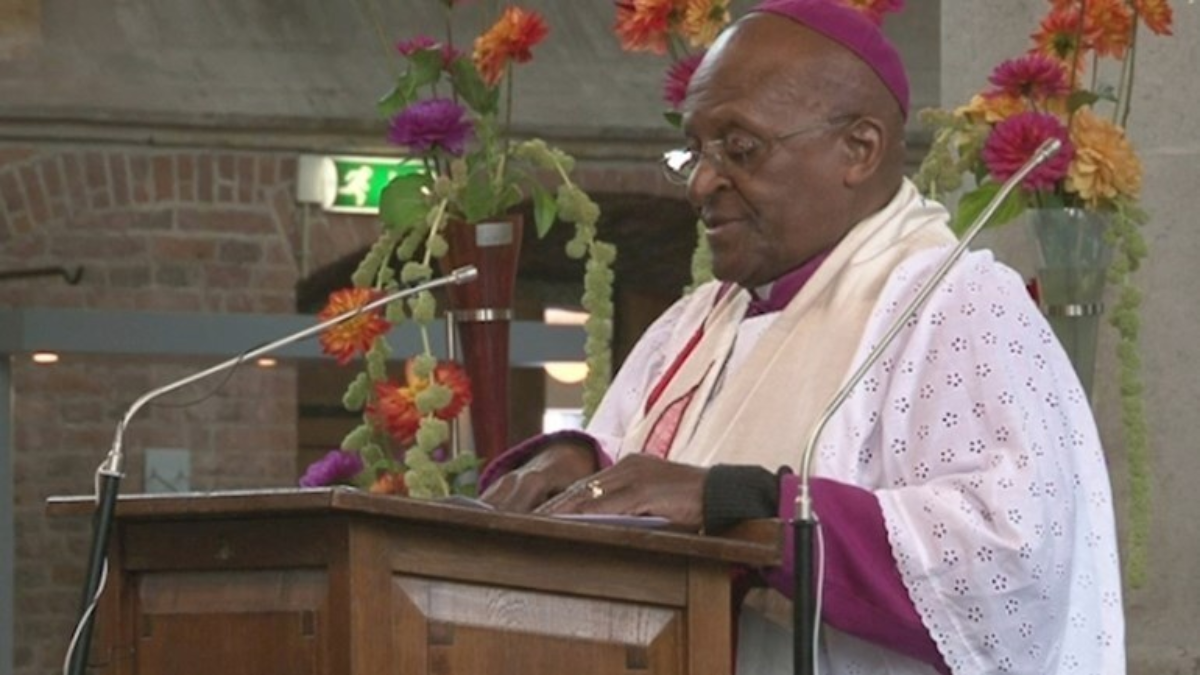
[47,487,781,567]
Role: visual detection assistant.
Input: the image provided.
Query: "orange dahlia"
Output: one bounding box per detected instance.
[1066,108,1143,207]
[432,361,472,420]
[473,6,549,86]
[368,381,423,445]
[957,92,1026,125]
[614,0,681,54]
[370,471,408,496]
[1135,0,1174,36]
[318,288,391,365]
[1084,0,1134,58]
[405,358,473,421]
[680,0,730,48]
[1031,6,1091,66]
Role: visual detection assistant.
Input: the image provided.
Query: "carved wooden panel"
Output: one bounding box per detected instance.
[392,575,684,675]
[132,570,329,675]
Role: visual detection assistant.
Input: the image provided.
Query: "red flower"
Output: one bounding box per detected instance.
[473,6,550,86]
[988,54,1070,100]
[663,52,704,110]
[318,288,391,365]
[368,381,423,445]
[431,361,473,420]
[368,360,472,445]
[614,0,681,55]
[981,111,1074,191]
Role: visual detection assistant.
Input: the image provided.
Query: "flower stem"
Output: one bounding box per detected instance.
[1066,0,1089,130]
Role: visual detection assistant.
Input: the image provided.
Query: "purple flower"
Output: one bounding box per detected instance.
[663,53,705,110]
[982,111,1074,191]
[988,54,1070,100]
[387,98,475,156]
[299,449,364,488]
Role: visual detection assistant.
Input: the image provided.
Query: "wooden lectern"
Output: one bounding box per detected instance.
[48,488,780,675]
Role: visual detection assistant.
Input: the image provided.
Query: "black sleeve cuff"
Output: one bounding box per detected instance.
[702,464,782,534]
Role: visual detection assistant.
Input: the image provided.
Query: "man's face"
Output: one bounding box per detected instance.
[682,18,855,288]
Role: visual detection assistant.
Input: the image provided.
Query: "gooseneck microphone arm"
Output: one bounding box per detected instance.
[64,265,479,675]
[791,139,1063,675]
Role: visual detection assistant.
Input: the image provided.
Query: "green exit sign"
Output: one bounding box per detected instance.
[321,156,425,214]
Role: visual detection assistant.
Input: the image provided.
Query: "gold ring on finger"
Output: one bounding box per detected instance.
[585,479,604,499]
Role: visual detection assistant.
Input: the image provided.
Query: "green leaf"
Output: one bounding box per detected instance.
[532,186,557,238]
[408,49,445,91]
[449,59,499,115]
[950,182,1027,236]
[376,83,409,118]
[458,168,497,222]
[1067,89,1101,113]
[663,111,683,129]
[379,174,429,232]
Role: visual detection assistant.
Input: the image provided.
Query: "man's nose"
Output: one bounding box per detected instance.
[686,155,731,206]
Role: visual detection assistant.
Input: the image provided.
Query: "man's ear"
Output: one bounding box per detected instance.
[840,116,886,188]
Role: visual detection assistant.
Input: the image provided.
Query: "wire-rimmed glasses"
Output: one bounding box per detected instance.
[660,115,858,185]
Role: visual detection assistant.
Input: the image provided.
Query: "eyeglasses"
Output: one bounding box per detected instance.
[660,115,858,185]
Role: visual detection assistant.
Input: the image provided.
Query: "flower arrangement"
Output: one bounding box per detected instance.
[612,0,732,288]
[301,2,617,499]
[914,0,1177,586]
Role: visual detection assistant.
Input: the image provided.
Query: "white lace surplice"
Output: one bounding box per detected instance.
[586,248,1125,675]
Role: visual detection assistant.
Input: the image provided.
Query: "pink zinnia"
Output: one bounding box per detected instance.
[981,111,1074,191]
[663,52,705,110]
[395,35,462,68]
[988,54,1070,100]
[396,35,438,56]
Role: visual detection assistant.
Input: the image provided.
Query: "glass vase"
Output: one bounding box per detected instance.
[1028,208,1113,399]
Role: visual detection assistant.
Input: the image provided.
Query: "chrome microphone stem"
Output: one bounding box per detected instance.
[68,265,477,675]
[96,265,478,478]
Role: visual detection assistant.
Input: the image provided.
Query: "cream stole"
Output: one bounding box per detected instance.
[617,180,956,471]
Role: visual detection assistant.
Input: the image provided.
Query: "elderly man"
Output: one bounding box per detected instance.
[480,1,1125,673]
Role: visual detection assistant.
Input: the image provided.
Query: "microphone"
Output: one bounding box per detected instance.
[791,139,1063,675]
[63,265,479,675]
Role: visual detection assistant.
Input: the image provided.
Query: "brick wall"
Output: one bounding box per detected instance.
[0,142,381,675]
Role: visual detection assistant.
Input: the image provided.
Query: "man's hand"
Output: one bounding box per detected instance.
[478,442,597,512]
[535,454,708,532]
